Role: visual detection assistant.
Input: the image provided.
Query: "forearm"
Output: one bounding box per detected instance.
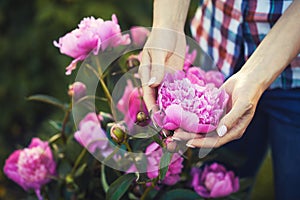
[153,0,190,31]
[240,1,300,92]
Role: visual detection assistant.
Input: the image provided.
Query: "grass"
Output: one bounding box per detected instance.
[251,150,275,200]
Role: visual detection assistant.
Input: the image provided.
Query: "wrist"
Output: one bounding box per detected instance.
[153,0,190,32]
[238,60,272,94]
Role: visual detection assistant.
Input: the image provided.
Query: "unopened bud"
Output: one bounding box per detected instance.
[136,111,148,124]
[126,55,140,68]
[68,82,86,102]
[110,123,127,144]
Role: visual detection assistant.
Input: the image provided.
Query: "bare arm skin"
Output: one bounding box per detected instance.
[183,0,300,148]
[138,0,190,111]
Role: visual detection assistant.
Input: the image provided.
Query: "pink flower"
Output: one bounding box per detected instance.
[74,112,113,157]
[186,67,225,88]
[3,138,56,200]
[130,26,150,46]
[191,163,239,198]
[183,46,197,71]
[117,80,149,130]
[68,81,87,101]
[146,142,183,185]
[54,15,130,75]
[154,70,228,133]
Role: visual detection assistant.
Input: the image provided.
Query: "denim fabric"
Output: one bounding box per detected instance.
[223,88,300,199]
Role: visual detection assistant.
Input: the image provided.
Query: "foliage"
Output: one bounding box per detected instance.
[0,0,235,199]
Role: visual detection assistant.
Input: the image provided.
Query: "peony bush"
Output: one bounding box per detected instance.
[3,14,252,200]
[4,138,56,200]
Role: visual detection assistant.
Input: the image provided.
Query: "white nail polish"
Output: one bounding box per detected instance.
[148,77,156,86]
[172,137,181,141]
[186,143,195,148]
[162,130,168,137]
[217,125,227,137]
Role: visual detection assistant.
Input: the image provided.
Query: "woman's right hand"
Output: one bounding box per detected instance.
[138,28,186,112]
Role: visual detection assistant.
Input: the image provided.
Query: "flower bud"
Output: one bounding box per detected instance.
[136,111,149,126]
[126,54,140,68]
[110,123,127,144]
[130,26,150,47]
[136,111,147,122]
[68,82,86,101]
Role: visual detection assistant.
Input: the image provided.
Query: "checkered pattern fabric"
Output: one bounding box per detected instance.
[191,0,300,89]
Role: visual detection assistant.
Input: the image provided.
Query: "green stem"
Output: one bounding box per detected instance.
[95,57,113,105]
[124,141,132,152]
[48,133,61,144]
[101,164,109,193]
[140,185,153,200]
[61,105,71,144]
[70,148,87,176]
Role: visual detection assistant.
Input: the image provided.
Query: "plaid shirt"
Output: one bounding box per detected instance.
[191,0,300,89]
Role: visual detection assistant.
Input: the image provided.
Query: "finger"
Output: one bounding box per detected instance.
[149,50,166,87]
[186,136,219,149]
[142,85,157,113]
[172,128,203,141]
[138,51,151,86]
[187,112,252,148]
[138,52,157,112]
[216,100,254,137]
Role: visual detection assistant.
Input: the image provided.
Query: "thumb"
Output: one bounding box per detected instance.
[216,100,253,137]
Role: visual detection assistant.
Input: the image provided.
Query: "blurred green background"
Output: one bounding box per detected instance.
[0,0,273,199]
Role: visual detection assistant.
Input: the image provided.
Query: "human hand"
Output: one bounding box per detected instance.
[138,28,186,112]
[171,70,265,149]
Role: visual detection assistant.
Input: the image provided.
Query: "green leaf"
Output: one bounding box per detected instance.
[101,164,109,193]
[106,173,136,200]
[159,152,172,181]
[158,189,202,200]
[151,134,164,147]
[27,94,66,110]
[49,120,62,131]
[239,177,254,191]
[74,163,87,177]
[131,132,153,139]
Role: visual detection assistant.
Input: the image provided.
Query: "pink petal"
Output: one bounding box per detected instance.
[180,109,199,132]
[164,104,183,129]
[197,124,216,133]
[210,174,234,198]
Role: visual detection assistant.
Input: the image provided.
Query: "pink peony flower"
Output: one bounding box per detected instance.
[68,81,87,101]
[117,80,149,130]
[186,67,225,88]
[154,70,228,133]
[183,46,197,71]
[3,138,56,200]
[74,112,113,157]
[146,142,183,185]
[130,26,150,46]
[191,163,239,198]
[54,15,130,75]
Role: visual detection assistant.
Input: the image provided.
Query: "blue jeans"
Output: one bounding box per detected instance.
[223,88,300,200]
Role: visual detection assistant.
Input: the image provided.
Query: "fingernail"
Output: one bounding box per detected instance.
[148,77,156,86]
[217,125,227,137]
[162,130,168,137]
[186,143,195,148]
[172,137,182,141]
